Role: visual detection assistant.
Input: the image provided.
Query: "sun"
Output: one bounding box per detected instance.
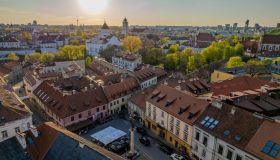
[79,0,108,15]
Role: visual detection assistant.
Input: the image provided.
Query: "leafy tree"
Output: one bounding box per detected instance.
[7,53,18,60]
[226,56,245,68]
[122,36,142,53]
[273,57,280,65]
[168,44,180,53]
[187,54,206,72]
[40,53,55,63]
[85,56,93,67]
[25,52,42,63]
[262,58,273,66]
[100,45,121,62]
[21,32,32,43]
[234,43,244,56]
[247,59,263,66]
[164,53,179,70]
[57,45,86,60]
[143,48,165,65]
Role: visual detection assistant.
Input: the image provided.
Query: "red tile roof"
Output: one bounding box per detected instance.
[210,76,280,96]
[34,81,108,118]
[246,120,280,160]
[147,85,209,125]
[128,87,154,111]
[196,33,215,42]
[262,35,280,44]
[195,103,263,149]
[104,77,139,101]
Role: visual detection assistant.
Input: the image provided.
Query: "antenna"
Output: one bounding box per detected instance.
[76,18,79,26]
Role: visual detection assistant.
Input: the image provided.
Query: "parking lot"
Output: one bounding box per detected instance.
[82,116,171,160]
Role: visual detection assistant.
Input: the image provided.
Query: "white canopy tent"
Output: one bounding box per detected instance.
[90,126,127,146]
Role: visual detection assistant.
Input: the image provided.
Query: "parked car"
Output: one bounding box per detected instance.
[136,126,146,135]
[139,136,150,146]
[170,153,185,160]
[159,144,173,155]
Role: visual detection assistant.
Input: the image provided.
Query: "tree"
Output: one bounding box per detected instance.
[168,44,180,53]
[143,48,165,65]
[25,52,42,63]
[273,57,280,65]
[262,58,273,66]
[100,45,121,62]
[226,56,245,68]
[164,53,179,70]
[7,53,18,60]
[21,32,32,43]
[234,43,244,56]
[247,59,263,66]
[85,56,93,67]
[187,54,206,72]
[40,53,55,63]
[57,45,86,60]
[122,36,142,53]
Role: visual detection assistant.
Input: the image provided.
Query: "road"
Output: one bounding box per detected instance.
[82,117,171,160]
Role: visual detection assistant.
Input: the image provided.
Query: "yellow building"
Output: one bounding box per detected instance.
[210,70,236,83]
[144,85,209,155]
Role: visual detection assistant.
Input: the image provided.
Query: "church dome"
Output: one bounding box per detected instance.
[101,22,109,29]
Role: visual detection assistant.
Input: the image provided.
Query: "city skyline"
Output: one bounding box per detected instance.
[0,0,280,26]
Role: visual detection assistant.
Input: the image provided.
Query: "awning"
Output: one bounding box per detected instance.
[90,126,126,146]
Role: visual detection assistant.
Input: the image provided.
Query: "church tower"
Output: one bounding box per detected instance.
[100,21,110,37]
[122,17,129,35]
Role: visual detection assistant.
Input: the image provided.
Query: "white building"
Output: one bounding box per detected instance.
[112,54,142,72]
[133,68,157,89]
[192,102,263,160]
[86,22,121,56]
[258,35,280,53]
[0,35,20,49]
[0,82,33,142]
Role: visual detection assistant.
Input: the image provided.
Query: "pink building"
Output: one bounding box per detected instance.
[32,76,109,130]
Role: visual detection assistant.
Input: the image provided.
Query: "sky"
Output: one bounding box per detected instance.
[0,0,280,26]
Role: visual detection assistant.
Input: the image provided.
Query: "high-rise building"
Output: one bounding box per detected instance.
[244,19,250,31]
[122,17,129,35]
[233,23,238,30]
[225,24,230,31]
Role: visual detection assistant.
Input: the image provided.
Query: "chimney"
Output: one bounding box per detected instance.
[30,125,39,137]
[72,90,76,95]
[16,132,27,149]
[164,80,168,86]
[230,107,236,115]
[89,83,94,89]
[84,87,88,92]
[211,100,223,109]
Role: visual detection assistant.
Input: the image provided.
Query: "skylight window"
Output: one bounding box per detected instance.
[200,116,219,129]
[262,141,280,158]
[224,130,230,137]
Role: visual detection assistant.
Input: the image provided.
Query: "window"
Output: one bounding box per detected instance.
[117,100,119,104]
[161,111,164,117]
[176,120,180,127]
[103,106,105,110]
[194,144,198,152]
[161,120,164,126]
[97,107,100,112]
[170,137,172,142]
[203,137,208,146]
[202,149,206,157]
[27,122,30,128]
[227,150,233,160]
[15,127,20,133]
[110,103,112,107]
[175,128,180,136]
[79,114,82,119]
[1,131,8,138]
[195,132,200,141]
[122,98,124,102]
[236,154,242,160]
[218,145,224,155]
[88,110,91,116]
[71,116,74,121]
